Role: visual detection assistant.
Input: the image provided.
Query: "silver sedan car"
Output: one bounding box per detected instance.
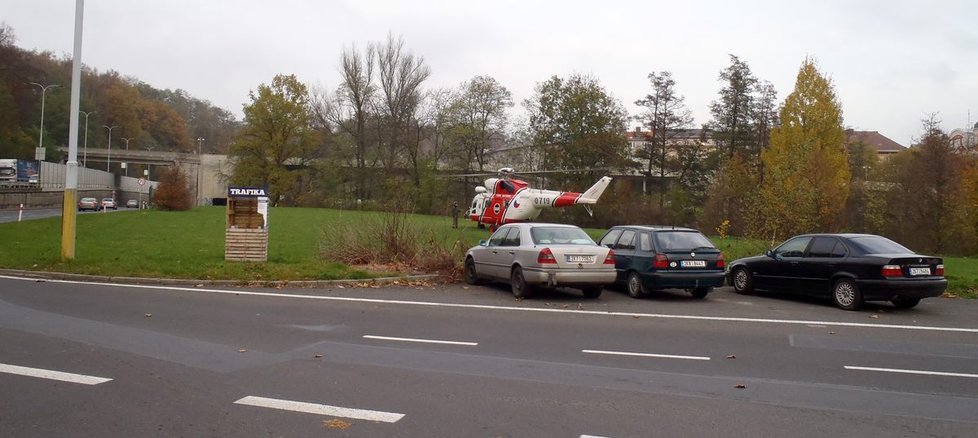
[464,222,617,298]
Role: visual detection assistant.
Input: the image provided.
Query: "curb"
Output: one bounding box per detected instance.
[0,268,441,289]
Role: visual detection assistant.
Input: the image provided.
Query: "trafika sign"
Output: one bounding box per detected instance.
[227,187,267,197]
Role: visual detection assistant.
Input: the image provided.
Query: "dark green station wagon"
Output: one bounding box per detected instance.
[597,225,726,299]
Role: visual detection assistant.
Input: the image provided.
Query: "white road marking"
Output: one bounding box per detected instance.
[581,435,613,438]
[3,275,977,334]
[234,395,404,422]
[583,349,710,361]
[363,335,478,346]
[844,366,978,379]
[0,363,112,385]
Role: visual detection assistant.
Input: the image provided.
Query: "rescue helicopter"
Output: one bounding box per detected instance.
[467,168,613,229]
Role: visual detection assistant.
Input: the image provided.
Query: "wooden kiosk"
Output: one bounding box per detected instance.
[225,186,269,262]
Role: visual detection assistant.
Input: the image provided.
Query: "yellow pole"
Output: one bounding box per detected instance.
[61,189,77,259]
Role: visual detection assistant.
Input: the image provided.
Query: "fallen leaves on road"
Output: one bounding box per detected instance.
[828,331,836,335]
[735,384,747,389]
[238,349,248,353]
[323,419,351,430]
[314,354,323,358]
[726,355,736,359]
[144,313,153,318]
[869,314,880,319]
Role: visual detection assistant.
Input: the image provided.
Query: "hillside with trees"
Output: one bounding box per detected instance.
[0,23,239,162]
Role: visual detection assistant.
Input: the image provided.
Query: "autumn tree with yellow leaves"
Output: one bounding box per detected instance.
[753,58,850,240]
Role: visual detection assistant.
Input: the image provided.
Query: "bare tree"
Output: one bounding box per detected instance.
[333,43,377,200]
[376,34,431,185]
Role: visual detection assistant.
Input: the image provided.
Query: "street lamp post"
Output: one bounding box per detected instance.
[28,82,61,153]
[80,110,95,167]
[103,125,117,172]
[196,137,204,206]
[120,137,132,176]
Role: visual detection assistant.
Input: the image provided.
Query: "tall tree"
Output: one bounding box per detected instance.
[376,34,430,186]
[754,58,849,239]
[709,55,757,160]
[330,42,377,200]
[525,74,629,188]
[444,75,514,172]
[229,74,318,206]
[634,71,694,208]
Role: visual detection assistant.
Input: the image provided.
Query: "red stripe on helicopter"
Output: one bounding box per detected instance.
[552,192,582,208]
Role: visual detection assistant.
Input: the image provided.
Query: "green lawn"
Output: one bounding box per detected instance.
[0,206,975,297]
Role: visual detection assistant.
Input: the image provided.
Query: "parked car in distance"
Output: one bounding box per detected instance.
[126,199,139,208]
[727,234,947,310]
[77,197,99,211]
[597,225,725,299]
[101,198,117,210]
[464,222,617,299]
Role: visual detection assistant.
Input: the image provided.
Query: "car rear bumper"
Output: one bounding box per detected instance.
[523,268,617,287]
[857,278,948,300]
[642,271,726,289]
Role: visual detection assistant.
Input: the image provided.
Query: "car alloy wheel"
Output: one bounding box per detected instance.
[626,272,645,298]
[733,268,753,294]
[832,278,863,311]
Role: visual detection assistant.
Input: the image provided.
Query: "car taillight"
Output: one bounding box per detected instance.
[936,264,944,276]
[538,248,556,264]
[653,253,669,269]
[881,265,902,277]
[604,249,616,264]
[716,253,725,269]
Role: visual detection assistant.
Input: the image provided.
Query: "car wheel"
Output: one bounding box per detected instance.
[464,257,481,285]
[581,287,602,299]
[832,278,863,311]
[510,266,532,299]
[732,267,753,295]
[890,296,921,309]
[626,272,645,298]
[690,287,710,299]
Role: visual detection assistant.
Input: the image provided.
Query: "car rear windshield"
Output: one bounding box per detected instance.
[531,227,595,245]
[654,231,715,251]
[848,236,912,254]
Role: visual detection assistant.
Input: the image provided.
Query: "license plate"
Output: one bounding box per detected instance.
[909,267,931,276]
[566,255,594,263]
[681,260,706,268]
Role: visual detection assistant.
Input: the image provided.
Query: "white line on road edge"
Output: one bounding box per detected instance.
[363,335,478,346]
[0,363,112,385]
[234,396,404,422]
[844,365,978,379]
[583,349,710,361]
[4,275,978,334]
[581,435,613,438]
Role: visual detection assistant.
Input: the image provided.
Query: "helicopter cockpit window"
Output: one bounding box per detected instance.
[497,179,516,195]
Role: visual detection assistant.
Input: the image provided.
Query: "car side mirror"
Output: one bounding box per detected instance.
[479,239,487,247]
[765,249,775,258]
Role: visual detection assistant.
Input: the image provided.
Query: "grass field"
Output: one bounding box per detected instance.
[0,206,975,297]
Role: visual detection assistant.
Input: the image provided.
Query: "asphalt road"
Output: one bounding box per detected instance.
[0,206,130,223]
[1,276,976,437]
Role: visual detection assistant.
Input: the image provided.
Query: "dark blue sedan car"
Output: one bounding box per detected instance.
[597,225,726,299]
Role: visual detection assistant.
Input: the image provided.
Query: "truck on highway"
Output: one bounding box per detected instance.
[0,159,40,187]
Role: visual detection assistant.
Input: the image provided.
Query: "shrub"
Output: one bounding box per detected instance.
[318,209,466,277]
[152,166,193,211]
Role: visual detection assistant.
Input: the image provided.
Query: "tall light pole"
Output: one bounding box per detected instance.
[61,0,85,261]
[120,137,132,176]
[103,125,117,172]
[196,137,204,206]
[28,82,60,152]
[80,110,95,167]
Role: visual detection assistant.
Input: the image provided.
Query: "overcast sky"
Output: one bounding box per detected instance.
[5,0,977,146]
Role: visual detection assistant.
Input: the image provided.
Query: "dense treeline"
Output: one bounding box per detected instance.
[3,22,975,255]
[0,24,239,165]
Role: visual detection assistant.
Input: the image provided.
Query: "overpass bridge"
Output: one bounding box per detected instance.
[57,147,230,206]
